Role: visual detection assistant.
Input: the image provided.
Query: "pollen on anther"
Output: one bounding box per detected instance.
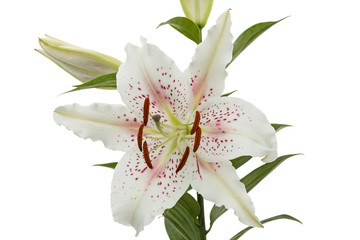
[137,124,145,151]
[190,111,201,135]
[176,147,190,174]
[142,141,153,169]
[143,98,150,126]
[193,127,202,152]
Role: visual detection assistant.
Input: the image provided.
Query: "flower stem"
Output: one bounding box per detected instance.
[197,193,207,240]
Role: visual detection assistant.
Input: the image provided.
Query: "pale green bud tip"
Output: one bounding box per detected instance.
[180,0,213,29]
[36,35,122,83]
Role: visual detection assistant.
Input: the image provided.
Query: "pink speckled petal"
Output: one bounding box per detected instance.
[54,103,145,151]
[117,38,194,124]
[191,157,262,227]
[111,139,195,235]
[193,97,277,162]
[184,11,233,108]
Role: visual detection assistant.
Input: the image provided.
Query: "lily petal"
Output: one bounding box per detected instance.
[191,156,262,227]
[54,103,144,151]
[185,11,233,108]
[194,97,277,162]
[111,140,195,235]
[117,38,194,124]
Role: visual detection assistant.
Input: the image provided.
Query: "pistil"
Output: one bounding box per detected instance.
[153,115,169,137]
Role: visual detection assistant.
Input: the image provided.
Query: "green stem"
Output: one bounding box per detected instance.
[196,27,205,239]
[197,193,207,240]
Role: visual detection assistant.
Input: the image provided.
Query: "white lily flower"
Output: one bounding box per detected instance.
[180,0,213,28]
[36,35,121,83]
[54,11,277,235]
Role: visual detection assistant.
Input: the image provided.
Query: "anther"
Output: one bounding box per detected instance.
[137,123,145,152]
[176,146,190,174]
[193,127,202,152]
[190,111,201,135]
[143,97,150,126]
[142,141,153,169]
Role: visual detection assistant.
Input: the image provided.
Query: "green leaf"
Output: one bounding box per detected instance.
[230,156,252,169]
[271,123,292,132]
[164,193,201,240]
[221,90,238,97]
[158,17,202,44]
[209,154,300,229]
[209,205,228,231]
[230,214,302,239]
[227,17,288,68]
[65,72,117,93]
[242,154,301,192]
[93,162,117,169]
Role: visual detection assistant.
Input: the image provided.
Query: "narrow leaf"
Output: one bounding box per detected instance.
[221,90,238,97]
[209,154,300,229]
[174,193,201,219]
[230,214,302,240]
[271,123,292,132]
[158,17,202,44]
[227,17,288,68]
[164,193,201,240]
[65,72,117,93]
[230,156,252,169]
[242,154,301,192]
[209,205,228,231]
[93,162,118,169]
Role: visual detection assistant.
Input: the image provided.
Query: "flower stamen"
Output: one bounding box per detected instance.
[137,123,145,151]
[176,146,190,173]
[193,127,202,152]
[190,111,201,135]
[143,97,150,126]
[142,141,153,169]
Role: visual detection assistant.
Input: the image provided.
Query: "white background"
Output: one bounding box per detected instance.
[1,0,360,239]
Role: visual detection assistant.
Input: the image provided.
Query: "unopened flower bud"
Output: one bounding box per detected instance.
[36,35,121,83]
[180,0,213,29]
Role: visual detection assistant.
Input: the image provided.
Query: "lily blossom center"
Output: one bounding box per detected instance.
[137,98,202,173]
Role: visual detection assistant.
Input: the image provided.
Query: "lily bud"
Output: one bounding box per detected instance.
[180,0,213,29]
[36,35,121,83]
